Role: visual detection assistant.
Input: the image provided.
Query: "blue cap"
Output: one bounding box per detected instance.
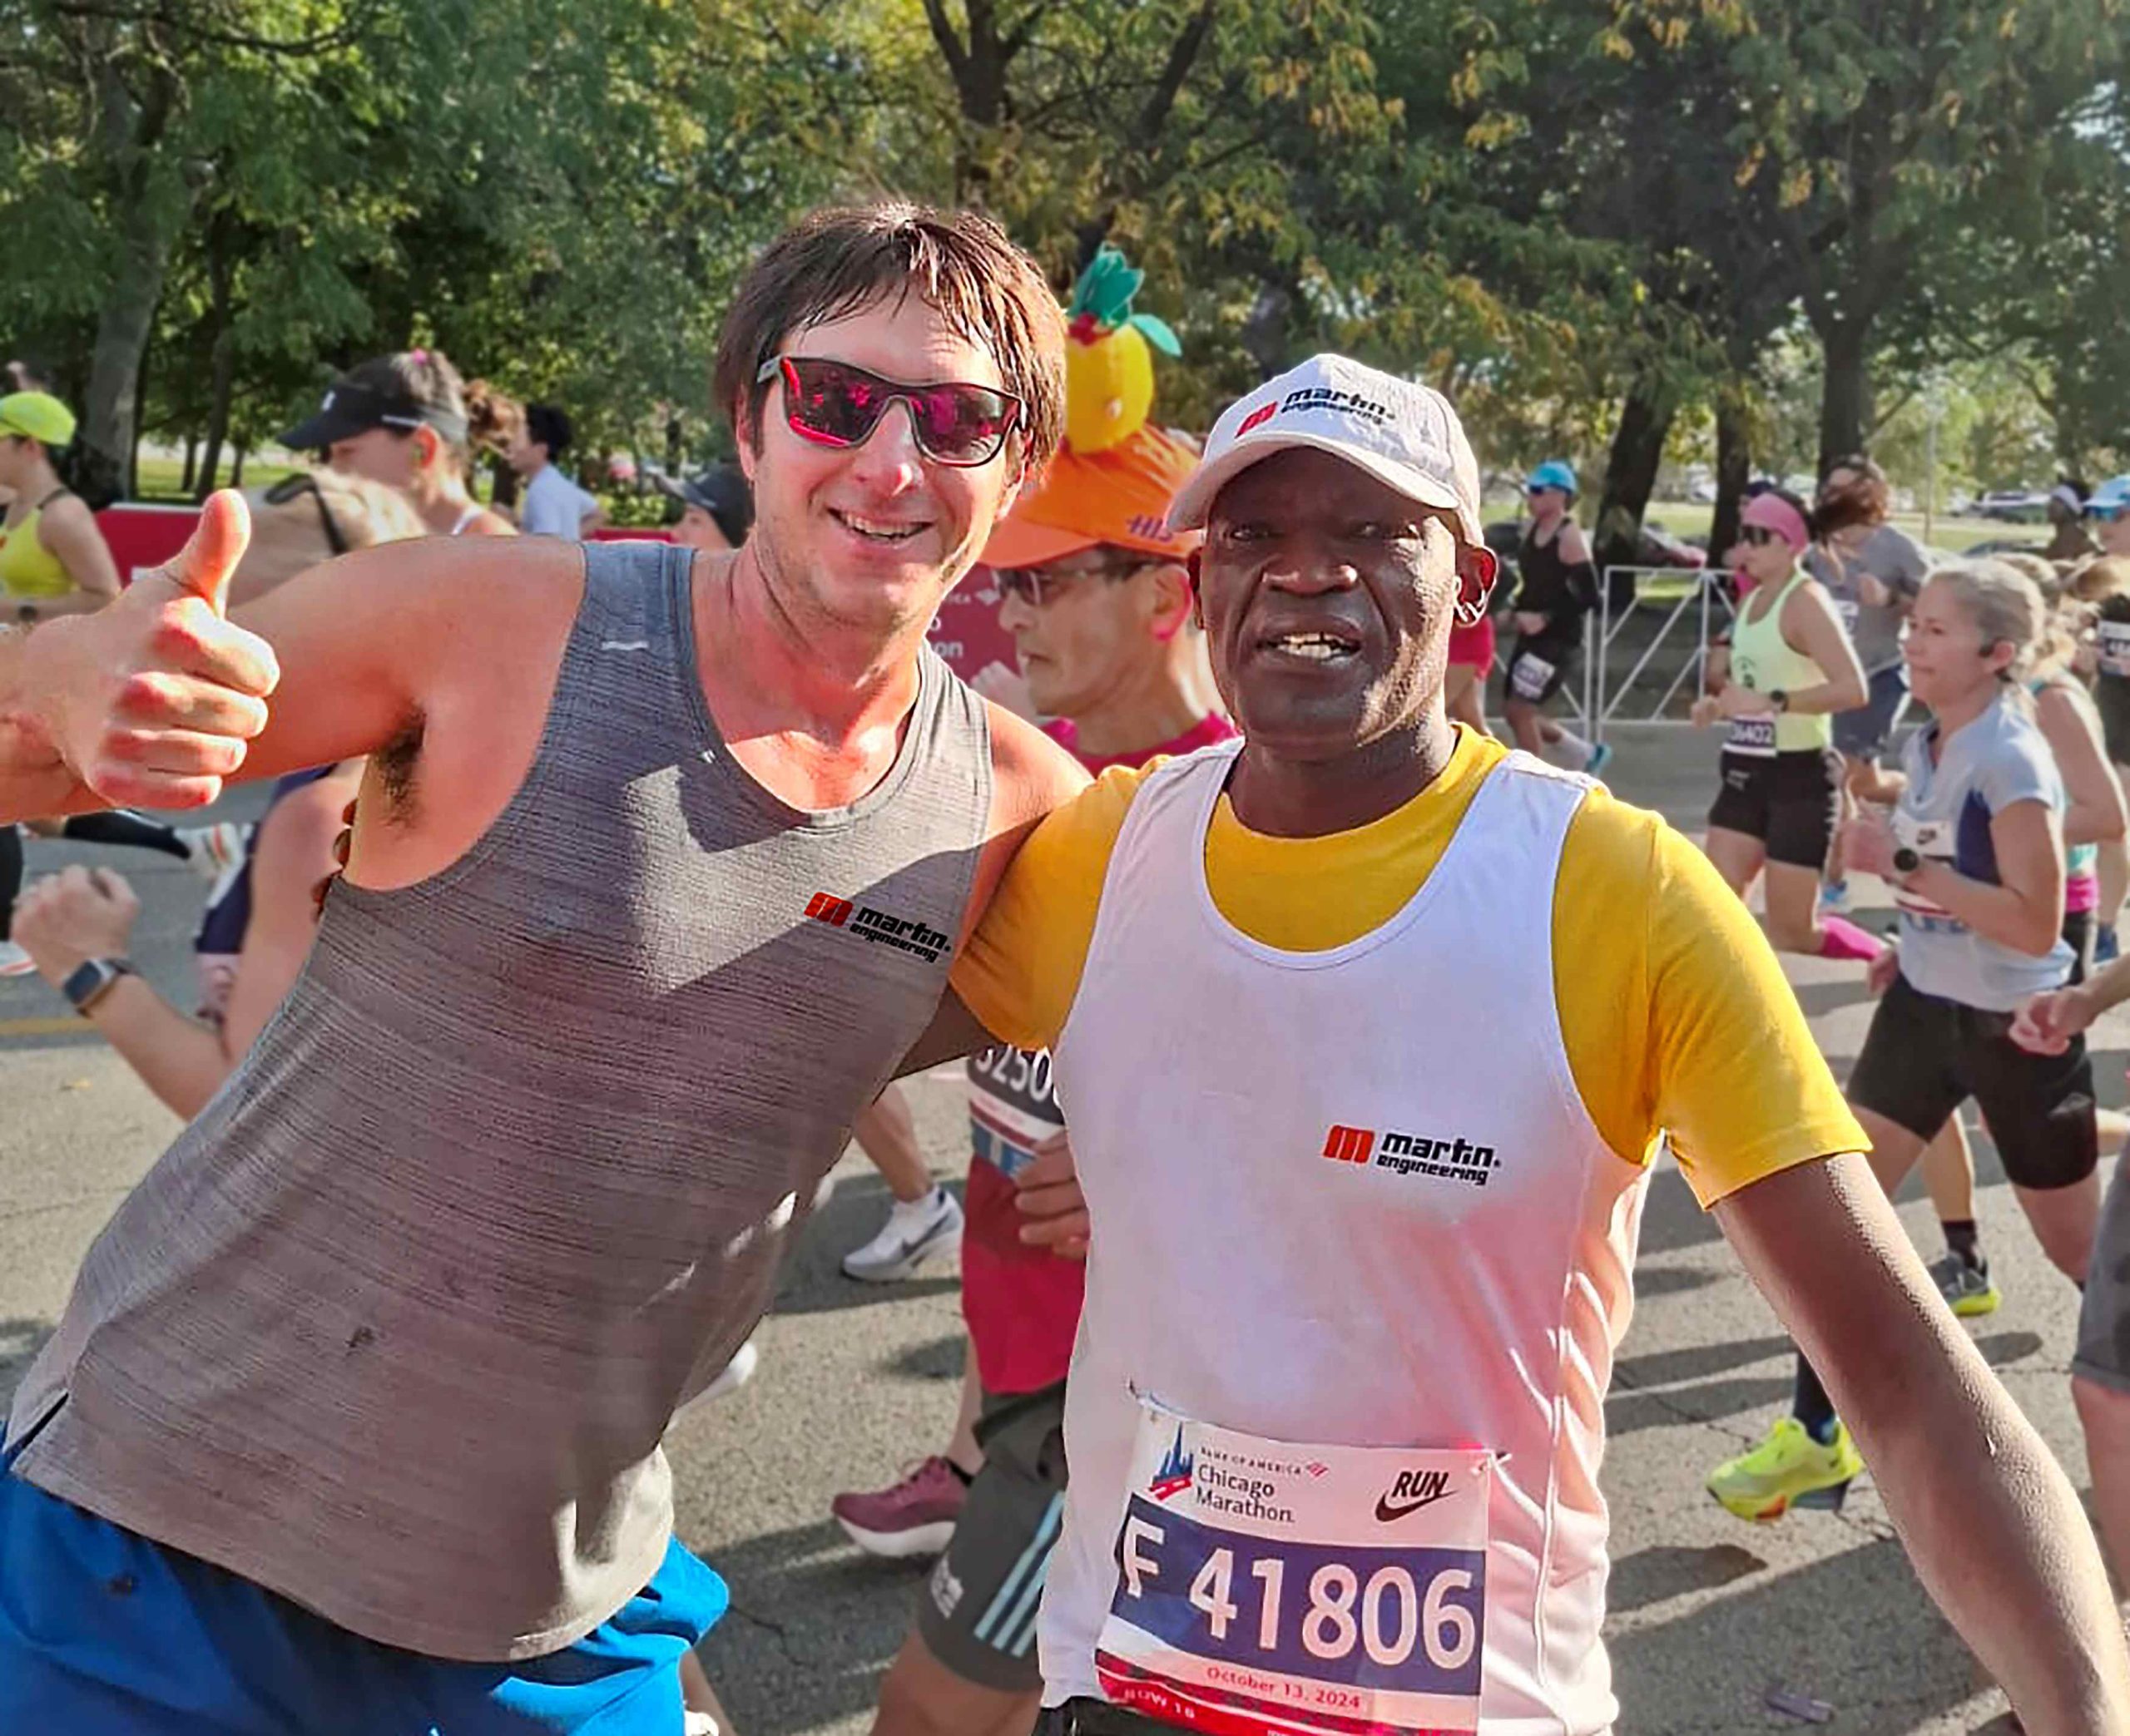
[2088,476,2130,520]
[1527,459,1578,495]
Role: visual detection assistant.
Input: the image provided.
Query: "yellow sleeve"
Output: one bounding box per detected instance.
[1555,792,1867,1205]
[949,763,1152,1051]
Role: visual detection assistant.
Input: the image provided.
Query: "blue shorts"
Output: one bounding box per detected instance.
[1832,663,1910,760]
[0,1452,728,1735]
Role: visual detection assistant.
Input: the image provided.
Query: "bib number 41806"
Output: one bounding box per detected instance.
[1112,1498,1485,1695]
[1162,1536,1478,1673]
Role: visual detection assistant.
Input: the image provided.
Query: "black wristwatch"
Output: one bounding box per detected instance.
[1891,846,1923,878]
[15,601,36,625]
[1768,690,1790,714]
[61,957,135,1016]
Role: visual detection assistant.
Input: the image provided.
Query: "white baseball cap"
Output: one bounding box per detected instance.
[1165,354,1484,545]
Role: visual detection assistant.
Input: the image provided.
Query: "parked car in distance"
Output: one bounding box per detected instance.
[1975,489,2050,523]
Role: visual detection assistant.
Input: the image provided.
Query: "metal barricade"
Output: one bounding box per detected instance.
[1592,566,1737,734]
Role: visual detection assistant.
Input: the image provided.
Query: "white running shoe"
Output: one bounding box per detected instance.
[701,1337,760,1404]
[179,822,246,883]
[840,1185,963,1283]
[683,1714,720,1736]
[0,940,34,977]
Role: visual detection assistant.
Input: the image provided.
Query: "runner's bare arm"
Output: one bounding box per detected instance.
[1716,1154,2130,1731]
[0,491,582,821]
[895,991,995,1077]
[1781,581,1868,714]
[27,495,123,615]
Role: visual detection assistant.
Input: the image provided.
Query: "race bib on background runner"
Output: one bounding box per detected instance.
[1833,597,1861,637]
[1096,1402,1491,1735]
[1508,652,1556,702]
[2100,621,2130,679]
[1725,714,1777,757]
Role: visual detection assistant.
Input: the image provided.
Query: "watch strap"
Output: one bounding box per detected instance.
[62,957,135,1014]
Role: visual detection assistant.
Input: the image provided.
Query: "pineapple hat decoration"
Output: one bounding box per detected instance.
[1063,245,1182,455]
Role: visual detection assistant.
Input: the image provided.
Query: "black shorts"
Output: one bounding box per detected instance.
[1036,1701,1176,1734]
[2065,908,2093,987]
[1848,973,2098,1191]
[916,1382,1067,1691]
[2097,675,2130,769]
[1706,749,1841,871]
[1505,634,1578,706]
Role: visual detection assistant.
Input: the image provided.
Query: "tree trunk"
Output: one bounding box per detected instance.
[1708,378,1752,571]
[1593,368,1678,602]
[77,60,191,507]
[1816,311,1874,477]
[195,213,237,503]
[180,434,197,497]
[1241,275,1295,381]
[230,442,247,488]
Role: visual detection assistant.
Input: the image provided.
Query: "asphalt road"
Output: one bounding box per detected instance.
[2,725,2120,1734]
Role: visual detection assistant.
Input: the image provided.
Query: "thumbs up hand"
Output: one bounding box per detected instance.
[22,489,279,809]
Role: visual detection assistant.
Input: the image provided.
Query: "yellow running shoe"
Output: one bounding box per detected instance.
[1706,1417,1864,1521]
[1930,1253,2002,1319]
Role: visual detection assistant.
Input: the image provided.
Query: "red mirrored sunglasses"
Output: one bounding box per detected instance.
[759,355,1022,467]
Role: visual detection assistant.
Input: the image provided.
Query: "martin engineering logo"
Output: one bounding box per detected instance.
[1322,1123,1499,1188]
[1236,383,1395,438]
[805,893,952,965]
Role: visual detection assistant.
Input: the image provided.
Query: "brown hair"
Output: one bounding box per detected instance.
[465,380,524,457]
[2073,555,2130,606]
[340,350,473,454]
[1812,453,1891,540]
[713,202,1066,476]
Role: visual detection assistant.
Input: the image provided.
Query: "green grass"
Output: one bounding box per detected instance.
[131,453,301,503]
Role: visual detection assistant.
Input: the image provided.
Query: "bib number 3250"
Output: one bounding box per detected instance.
[1095,1408,1492,1735]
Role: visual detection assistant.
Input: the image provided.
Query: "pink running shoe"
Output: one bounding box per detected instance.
[831,1456,968,1559]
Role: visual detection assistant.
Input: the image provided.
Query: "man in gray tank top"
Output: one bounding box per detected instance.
[0,204,1089,1734]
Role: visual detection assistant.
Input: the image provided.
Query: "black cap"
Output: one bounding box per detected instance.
[281,378,468,451]
[657,465,753,547]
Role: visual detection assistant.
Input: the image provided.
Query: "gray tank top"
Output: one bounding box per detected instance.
[6,542,992,1659]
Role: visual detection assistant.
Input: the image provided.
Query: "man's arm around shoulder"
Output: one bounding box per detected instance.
[1716,1155,2130,1733]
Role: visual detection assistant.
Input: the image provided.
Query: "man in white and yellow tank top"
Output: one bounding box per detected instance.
[944,356,2130,1735]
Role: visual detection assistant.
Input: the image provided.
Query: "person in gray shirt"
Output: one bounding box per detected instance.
[0,202,1091,1735]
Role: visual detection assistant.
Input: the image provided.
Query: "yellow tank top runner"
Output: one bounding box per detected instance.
[0,496,75,598]
[1726,568,1832,754]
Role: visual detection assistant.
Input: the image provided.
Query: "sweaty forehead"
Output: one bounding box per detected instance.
[1208,448,1427,527]
[781,290,1006,389]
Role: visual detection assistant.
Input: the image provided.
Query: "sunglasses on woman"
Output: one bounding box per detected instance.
[1738,525,1781,547]
[758,356,1023,467]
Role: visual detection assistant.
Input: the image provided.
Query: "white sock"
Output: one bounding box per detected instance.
[1545,729,1593,768]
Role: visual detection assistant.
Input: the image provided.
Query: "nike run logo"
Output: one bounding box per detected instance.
[1375,1468,1453,1521]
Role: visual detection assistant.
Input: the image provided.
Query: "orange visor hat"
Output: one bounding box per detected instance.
[981,424,1203,569]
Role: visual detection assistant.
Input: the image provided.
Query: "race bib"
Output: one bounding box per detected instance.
[1834,598,1861,636]
[2100,621,2130,679]
[1725,714,1777,757]
[1892,814,1956,922]
[1508,652,1556,701]
[1096,1403,1492,1735]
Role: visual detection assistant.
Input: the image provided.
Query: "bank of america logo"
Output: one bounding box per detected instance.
[1149,1428,1195,1503]
[805,893,952,964]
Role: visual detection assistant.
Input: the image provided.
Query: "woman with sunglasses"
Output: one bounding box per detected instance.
[1502,459,1607,772]
[0,392,120,625]
[1691,488,1879,961]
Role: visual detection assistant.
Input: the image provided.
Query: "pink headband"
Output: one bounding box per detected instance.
[1741,492,1809,553]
